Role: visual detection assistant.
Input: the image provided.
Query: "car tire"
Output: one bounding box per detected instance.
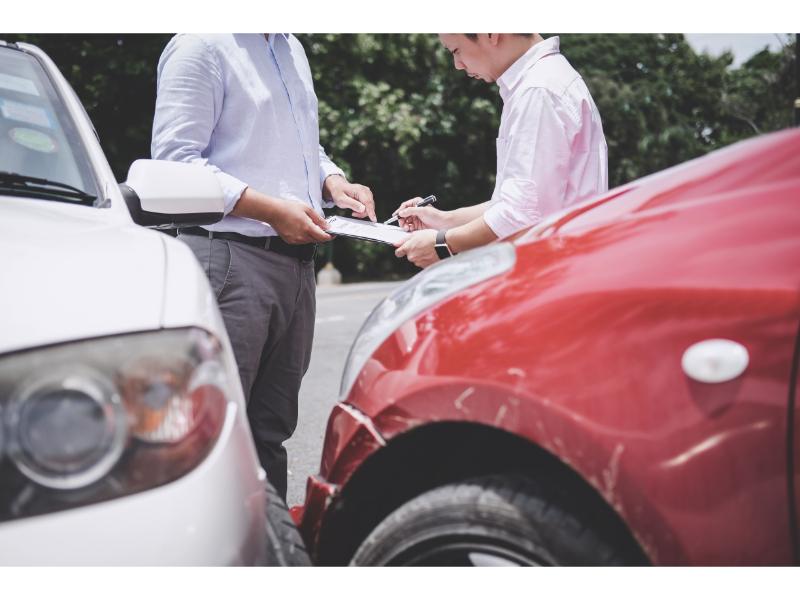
[264,480,311,566]
[351,473,636,566]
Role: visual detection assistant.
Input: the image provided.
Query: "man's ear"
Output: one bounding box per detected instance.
[487,33,501,47]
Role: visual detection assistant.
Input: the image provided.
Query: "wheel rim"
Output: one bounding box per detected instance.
[387,535,548,566]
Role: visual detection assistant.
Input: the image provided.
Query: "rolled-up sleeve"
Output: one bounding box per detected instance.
[483,88,572,239]
[318,144,345,209]
[151,35,247,215]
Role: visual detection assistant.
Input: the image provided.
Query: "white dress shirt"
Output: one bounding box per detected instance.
[151,34,344,237]
[483,36,608,239]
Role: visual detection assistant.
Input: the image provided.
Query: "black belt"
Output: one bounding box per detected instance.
[178,227,316,261]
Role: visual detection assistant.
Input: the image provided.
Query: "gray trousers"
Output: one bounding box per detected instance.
[179,233,316,501]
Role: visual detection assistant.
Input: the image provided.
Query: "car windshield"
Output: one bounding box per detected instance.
[0,45,100,206]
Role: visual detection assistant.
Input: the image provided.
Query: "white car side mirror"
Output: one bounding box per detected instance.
[121,159,225,229]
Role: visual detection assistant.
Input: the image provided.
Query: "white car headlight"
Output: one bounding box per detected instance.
[0,328,232,522]
[339,243,517,400]
[8,366,127,490]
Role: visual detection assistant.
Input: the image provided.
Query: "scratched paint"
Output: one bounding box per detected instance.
[493,405,508,426]
[453,386,475,413]
[602,443,625,507]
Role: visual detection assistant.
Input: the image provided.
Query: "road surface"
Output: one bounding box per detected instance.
[286,280,404,507]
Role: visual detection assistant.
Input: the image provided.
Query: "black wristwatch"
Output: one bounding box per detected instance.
[435,229,454,259]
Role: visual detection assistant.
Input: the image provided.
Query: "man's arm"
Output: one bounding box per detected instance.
[443,214,498,254]
[152,35,247,214]
[440,201,493,228]
[232,187,331,244]
[395,199,492,231]
[394,213,498,268]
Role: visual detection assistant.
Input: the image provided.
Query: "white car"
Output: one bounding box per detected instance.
[0,40,308,565]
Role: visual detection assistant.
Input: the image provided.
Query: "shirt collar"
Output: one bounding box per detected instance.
[497,36,561,101]
[267,33,290,47]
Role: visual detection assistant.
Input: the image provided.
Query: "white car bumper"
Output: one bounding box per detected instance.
[0,403,267,565]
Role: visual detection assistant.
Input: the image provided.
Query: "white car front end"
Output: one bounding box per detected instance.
[0,41,270,565]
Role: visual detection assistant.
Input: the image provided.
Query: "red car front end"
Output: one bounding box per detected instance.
[300,129,800,566]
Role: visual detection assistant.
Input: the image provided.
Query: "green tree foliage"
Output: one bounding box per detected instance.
[719,40,797,142]
[563,34,732,184]
[563,34,796,184]
[3,33,795,280]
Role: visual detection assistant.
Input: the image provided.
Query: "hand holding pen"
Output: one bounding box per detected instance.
[386,195,443,231]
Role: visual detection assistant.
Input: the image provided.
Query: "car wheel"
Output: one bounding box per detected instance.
[264,480,311,566]
[351,473,634,566]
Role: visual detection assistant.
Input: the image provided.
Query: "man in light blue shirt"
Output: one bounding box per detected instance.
[152,33,375,501]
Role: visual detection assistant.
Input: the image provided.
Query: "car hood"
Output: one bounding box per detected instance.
[0,197,166,355]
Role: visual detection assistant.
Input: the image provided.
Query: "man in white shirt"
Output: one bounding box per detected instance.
[394,34,607,267]
[152,34,375,501]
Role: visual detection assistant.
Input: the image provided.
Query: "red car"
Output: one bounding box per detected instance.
[297,128,800,566]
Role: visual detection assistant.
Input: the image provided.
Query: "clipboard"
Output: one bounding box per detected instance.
[325,215,410,246]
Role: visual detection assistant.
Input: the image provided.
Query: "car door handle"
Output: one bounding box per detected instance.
[681,339,749,383]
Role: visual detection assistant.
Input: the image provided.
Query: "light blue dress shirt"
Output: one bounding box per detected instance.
[151,33,344,237]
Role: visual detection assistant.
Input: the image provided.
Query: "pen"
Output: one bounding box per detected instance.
[383,195,438,225]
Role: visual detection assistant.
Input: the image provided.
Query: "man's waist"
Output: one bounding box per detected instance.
[178,227,317,262]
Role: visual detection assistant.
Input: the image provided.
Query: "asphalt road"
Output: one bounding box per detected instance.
[285,280,404,508]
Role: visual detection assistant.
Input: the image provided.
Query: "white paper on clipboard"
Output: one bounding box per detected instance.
[325,215,410,246]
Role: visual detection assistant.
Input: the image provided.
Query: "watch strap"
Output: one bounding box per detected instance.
[435,229,453,259]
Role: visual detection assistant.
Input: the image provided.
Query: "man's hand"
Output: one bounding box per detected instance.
[394,229,440,268]
[270,201,333,244]
[395,197,451,232]
[324,175,376,222]
[230,187,332,244]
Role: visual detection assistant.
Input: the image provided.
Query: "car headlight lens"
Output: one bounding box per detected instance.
[9,367,127,490]
[339,243,516,400]
[0,328,232,523]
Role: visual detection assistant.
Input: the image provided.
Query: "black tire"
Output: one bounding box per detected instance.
[264,480,311,566]
[351,473,637,566]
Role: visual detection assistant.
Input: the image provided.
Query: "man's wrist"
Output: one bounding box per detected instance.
[435,229,455,259]
[438,209,455,229]
[322,174,347,200]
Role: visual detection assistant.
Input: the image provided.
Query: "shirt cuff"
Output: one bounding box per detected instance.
[320,164,346,209]
[483,178,542,239]
[215,171,249,216]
